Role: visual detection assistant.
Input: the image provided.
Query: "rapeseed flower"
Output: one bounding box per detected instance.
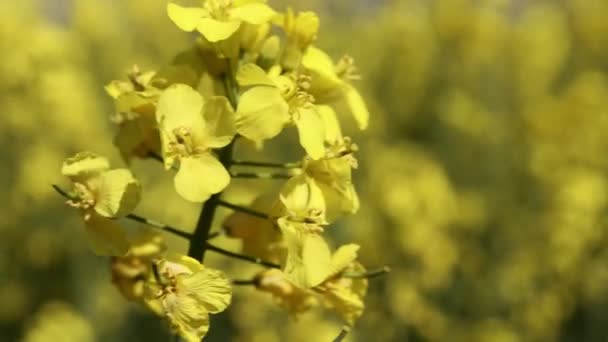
[146,255,232,342]
[156,84,236,202]
[61,152,141,255]
[236,63,325,159]
[167,0,276,43]
[302,47,369,129]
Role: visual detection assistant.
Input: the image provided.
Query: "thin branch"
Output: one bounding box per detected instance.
[231,160,301,169]
[343,266,391,279]
[230,171,293,179]
[52,185,192,240]
[332,326,351,342]
[126,214,192,239]
[231,279,258,286]
[216,199,270,220]
[52,184,72,199]
[205,242,280,268]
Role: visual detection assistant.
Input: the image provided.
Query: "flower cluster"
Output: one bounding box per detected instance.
[56,1,378,340]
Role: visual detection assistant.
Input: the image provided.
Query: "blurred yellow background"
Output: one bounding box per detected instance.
[3,0,608,341]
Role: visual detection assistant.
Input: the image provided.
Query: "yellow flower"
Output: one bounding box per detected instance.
[302,46,369,130]
[277,9,320,70]
[236,63,325,159]
[147,255,232,342]
[254,268,317,316]
[302,137,360,222]
[223,194,285,264]
[156,84,236,202]
[105,66,163,162]
[111,231,167,314]
[315,244,367,326]
[61,152,141,256]
[277,217,331,288]
[167,0,276,43]
[277,177,332,288]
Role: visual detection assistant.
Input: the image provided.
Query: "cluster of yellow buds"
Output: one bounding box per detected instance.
[55,1,385,340]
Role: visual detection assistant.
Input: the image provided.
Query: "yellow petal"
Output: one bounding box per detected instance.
[174,154,230,202]
[302,46,338,81]
[156,84,205,132]
[181,267,232,314]
[196,18,241,42]
[280,174,326,221]
[294,106,326,160]
[279,218,331,288]
[317,181,359,223]
[235,86,290,142]
[323,284,365,326]
[317,105,343,144]
[113,115,160,162]
[167,2,208,32]
[344,84,369,130]
[329,244,360,277]
[61,151,109,181]
[236,63,275,87]
[84,214,129,256]
[259,35,281,67]
[94,169,142,218]
[164,293,210,342]
[230,3,276,25]
[201,96,236,148]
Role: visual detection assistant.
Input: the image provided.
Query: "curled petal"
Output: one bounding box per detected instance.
[61,151,109,181]
[174,154,230,202]
[94,169,141,218]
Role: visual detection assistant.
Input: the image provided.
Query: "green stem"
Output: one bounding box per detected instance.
[231,160,301,169]
[332,327,350,342]
[126,213,192,239]
[343,266,391,279]
[216,199,270,219]
[230,171,292,179]
[205,243,280,268]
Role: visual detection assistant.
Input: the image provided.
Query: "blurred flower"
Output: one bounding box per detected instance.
[111,230,167,314]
